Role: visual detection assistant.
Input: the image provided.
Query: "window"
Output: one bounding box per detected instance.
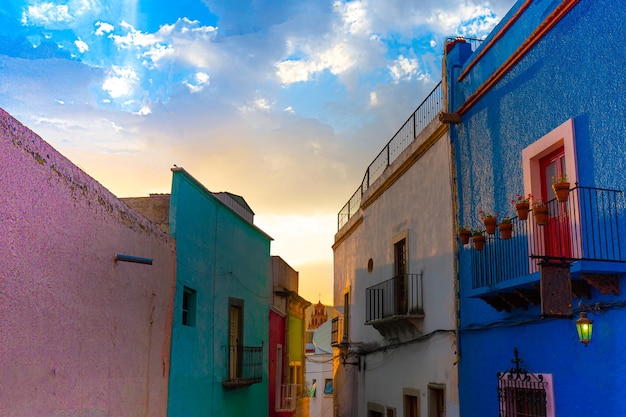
[428,384,445,417]
[498,373,554,417]
[289,361,302,394]
[387,407,396,417]
[182,286,196,326]
[394,234,408,315]
[323,379,333,396]
[404,388,420,417]
[228,298,244,379]
[368,402,385,417]
[343,289,350,341]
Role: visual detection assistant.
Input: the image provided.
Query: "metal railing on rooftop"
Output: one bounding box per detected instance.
[337,82,443,230]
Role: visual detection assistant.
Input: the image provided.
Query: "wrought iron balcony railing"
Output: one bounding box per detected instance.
[222,344,263,388]
[337,82,443,230]
[470,185,625,290]
[276,384,298,412]
[365,273,424,323]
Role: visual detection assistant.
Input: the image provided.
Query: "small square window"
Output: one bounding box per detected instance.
[182,286,197,327]
[324,379,333,395]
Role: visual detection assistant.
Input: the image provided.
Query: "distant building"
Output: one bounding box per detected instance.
[270,256,312,417]
[0,108,176,417]
[308,301,328,330]
[305,320,334,417]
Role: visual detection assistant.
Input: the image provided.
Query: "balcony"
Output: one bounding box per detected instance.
[276,384,298,415]
[222,344,263,389]
[365,273,424,338]
[468,185,626,312]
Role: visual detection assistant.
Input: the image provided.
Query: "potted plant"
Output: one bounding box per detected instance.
[478,210,498,235]
[498,217,513,240]
[458,226,472,245]
[552,173,570,202]
[511,193,531,220]
[532,198,549,226]
[471,229,485,250]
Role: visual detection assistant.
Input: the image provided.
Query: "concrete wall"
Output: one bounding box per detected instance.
[333,119,458,417]
[449,1,626,415]
[0,108,176,417]
[167,168,271,417]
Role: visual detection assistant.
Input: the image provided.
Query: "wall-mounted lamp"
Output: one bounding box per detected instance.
[575,301,601,347]
[575,312,593,347]
[338,337,361,371]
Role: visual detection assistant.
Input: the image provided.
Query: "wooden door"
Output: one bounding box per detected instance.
[539,148,571,260]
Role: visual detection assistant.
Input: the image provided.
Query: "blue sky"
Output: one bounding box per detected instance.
[0,0,516,303]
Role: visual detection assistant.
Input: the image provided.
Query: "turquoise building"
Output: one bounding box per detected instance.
[166,167,272,417]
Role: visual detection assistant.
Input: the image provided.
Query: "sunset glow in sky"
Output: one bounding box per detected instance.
[0,0,516,304]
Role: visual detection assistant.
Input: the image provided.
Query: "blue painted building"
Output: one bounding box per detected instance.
[445,1,626,416]
[166,167,272,417]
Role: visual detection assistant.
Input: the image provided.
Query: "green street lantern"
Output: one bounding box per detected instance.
[576,312,593,347]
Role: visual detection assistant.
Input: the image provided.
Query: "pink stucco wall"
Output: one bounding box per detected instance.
[0,108,176,417]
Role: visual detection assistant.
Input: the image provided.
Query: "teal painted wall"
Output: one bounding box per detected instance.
[167,169,271,417]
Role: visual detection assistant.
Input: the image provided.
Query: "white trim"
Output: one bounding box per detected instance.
[522,118,578,201]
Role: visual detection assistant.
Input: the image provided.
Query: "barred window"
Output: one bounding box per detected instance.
[498,372,554,417]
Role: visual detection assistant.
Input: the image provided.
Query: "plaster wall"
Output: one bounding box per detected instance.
[167,169,271,417]
[0,108,176,417]
[333,123,458,417]
[305,353,333,417]
[448,1,626,415]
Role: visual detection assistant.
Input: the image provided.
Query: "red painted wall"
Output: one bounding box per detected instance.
[269,309,286,416]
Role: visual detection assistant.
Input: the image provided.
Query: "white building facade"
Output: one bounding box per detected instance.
[332,84,459,417]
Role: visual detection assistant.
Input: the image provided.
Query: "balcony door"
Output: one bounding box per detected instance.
[394,238,407,315]
[228,299,243,380]
[539,148,571,260]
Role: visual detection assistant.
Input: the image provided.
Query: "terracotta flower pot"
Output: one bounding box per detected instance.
[552,182,570,202]
[533,206,549,226]
[472,235,485,250]
[515,202,530,220]
[459,230,471,245]
[498,222,513,240]
[482,217,497,235]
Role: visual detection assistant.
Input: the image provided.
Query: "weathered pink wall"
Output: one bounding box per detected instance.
[0,108,176,417]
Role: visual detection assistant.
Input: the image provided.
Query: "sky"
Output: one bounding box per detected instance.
[0,0,516,305]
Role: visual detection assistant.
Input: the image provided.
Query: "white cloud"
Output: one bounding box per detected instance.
[389,55,420,83]
[135,105,152,116]
[111,20,160,49]
[369,91,378,106]
[75,38,89,53]
[95,21,115,36]
[275,0,381,85]
[22,2,72,25]
[102,66,139,99]
[428,4,500,37]
[184,72,210,93]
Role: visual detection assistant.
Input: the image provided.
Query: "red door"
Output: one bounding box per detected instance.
[539,148,571,260]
